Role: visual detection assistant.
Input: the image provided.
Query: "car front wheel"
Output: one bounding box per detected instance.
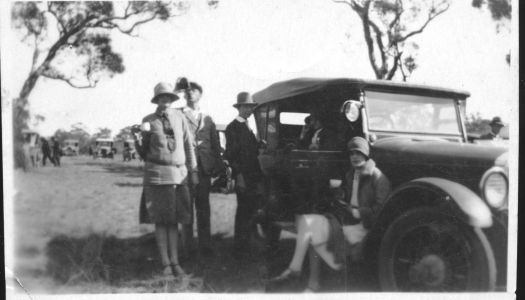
[378,207,496,291]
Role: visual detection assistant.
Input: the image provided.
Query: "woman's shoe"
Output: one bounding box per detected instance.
[171,263,188,278]
[303,284,320,293]
[161,264,173,277]
[268,268,301,283]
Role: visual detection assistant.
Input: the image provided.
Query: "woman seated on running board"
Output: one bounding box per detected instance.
[269,136,391,292]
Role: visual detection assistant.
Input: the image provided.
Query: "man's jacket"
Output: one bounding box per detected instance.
[224,118,262,181]
[181,107,224,176]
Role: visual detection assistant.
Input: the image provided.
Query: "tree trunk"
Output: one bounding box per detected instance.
[18,70,41,106]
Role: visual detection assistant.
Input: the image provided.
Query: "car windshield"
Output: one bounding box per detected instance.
[365,91,462,135]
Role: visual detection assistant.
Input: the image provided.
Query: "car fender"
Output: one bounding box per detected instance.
[382,177,493,228]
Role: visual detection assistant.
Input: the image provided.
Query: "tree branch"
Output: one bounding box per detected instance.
[30,35,41,72]
[41,71,96,89]
[333,0,355,9]
[388,0,404,30]
[46,3,67,35]
[386,51,403,80]
[115,12,159,35]
[368,20,387,75]
[395,3,450,43]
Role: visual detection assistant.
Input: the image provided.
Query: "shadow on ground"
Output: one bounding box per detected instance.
[43,231,378,293]
[76,160,143,178]
[114,182,143,188]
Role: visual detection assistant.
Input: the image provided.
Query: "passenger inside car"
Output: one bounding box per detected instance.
[297,115,313,149]
[306,114,337,151]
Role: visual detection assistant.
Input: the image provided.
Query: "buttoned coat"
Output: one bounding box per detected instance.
[181,107,225,176]
[224,118,263,181]
[137,108,197,185]
[342,159,391,229]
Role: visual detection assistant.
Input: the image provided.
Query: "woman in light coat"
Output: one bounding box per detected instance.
[135,82,198,278]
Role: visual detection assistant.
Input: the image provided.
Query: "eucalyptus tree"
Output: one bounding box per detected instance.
[334,0,450,81]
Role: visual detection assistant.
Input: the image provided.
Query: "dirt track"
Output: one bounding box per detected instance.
[11,155,369,294]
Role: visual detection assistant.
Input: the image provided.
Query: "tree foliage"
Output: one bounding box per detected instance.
[471,0,511,64]
[115,126,133,141]
[11,1,189,105]
[472,0,511,21]
[92,127,113,139]
[334,0,450,81]
[465,112,489,134]
[53,122,92,154]
[10,1,191,167]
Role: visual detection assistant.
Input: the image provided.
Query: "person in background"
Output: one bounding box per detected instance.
[307,115,337,151]
[180,81,225,258]
[297,115,314,149]
[135,82,198,278]
[40,137,54,166]
[224,92,264,260]
[50,137,61,167]
[480,116,505,140]
[269,137,390,292]
[21,135,32,171]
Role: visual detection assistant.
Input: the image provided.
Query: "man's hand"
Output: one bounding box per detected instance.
[191,172,199,186]
[236,173,246,191]
[351,206,361,219]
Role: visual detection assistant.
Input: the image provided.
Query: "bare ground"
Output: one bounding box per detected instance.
[10,155,371,294]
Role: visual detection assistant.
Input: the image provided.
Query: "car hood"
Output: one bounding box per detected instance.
[372,137,507,166]
[371,137,508,189]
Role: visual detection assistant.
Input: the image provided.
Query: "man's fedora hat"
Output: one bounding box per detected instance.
[233,92,257,108]
[151,82,179,103]
[489,116,504,127]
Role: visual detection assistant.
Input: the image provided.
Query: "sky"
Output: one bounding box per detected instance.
[1,0,516,136]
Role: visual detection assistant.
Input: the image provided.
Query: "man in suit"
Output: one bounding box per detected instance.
[224,92,264,259]
[40,137,54,166]
[50,137,61,167]
[480,116,505,140]
[307,114,337,151]
[180,81,224,257]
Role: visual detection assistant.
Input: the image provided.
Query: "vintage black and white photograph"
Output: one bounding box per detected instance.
[1,0,518,298]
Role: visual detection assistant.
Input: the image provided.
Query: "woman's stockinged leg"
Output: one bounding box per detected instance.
[312,242,343,271]
[154,224,171,267]
[307,248,321,291]
[288,215,314,272]
[167,224,180,264]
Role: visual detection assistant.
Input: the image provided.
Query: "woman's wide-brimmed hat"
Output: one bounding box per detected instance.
[233,92,257,108]
[151,82,179,104]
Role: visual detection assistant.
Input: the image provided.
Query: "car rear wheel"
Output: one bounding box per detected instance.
[378,207,496,291]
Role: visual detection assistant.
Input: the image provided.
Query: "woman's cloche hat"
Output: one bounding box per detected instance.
[347,136,370,158]
[151,82,179,104]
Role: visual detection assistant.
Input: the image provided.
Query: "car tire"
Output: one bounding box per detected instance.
[378,207,496,291]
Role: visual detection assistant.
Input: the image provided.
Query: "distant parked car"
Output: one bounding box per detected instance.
[62,139,79,156]
[93,138,116,159]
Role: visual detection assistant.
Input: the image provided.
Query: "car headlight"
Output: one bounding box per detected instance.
[480,167,508,209]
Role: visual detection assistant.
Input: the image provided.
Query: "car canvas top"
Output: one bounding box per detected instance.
[253,78,470,105]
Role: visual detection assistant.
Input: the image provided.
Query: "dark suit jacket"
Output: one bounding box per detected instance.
[224,118,262,181]
[479,132,499,140]
[310,128,338,150]
[181,108,225,176]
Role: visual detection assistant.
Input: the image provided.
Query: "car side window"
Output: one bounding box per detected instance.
[279,112,309,149]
